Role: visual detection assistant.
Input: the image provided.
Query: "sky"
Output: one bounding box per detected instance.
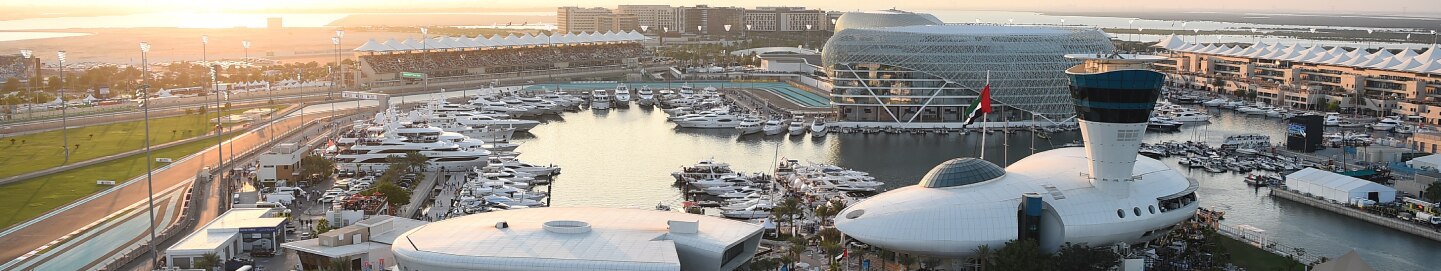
[3,0,1439,15]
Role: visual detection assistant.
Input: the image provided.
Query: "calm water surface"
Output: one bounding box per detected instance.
[512,103,1438,270]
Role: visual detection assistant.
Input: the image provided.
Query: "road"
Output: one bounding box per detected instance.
[0,91,337,137]
[0,86,505,264]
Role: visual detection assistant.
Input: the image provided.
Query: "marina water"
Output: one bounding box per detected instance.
[513,99,1439,270]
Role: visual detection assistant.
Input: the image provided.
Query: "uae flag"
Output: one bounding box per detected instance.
[963,84,992,127]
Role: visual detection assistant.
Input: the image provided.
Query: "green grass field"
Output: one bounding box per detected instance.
[0,108,270,180]
[0,132,241,229]
[1215,234,1304,271]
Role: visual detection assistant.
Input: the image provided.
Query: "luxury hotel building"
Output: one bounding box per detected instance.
[822,10,1115,125]
[1151,35,1441,123]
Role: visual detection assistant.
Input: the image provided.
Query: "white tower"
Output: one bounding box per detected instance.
[1063,53,1169,192]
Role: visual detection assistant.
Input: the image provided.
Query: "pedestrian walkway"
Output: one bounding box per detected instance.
[399,172,443,219]
[426,174,468,221]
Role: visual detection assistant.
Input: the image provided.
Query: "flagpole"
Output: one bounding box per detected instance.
[980,71,990,160]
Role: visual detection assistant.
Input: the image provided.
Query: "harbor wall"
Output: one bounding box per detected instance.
[1269,188,1441,242]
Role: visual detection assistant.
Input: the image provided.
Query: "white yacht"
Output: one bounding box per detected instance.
[762,119,786,136]
[470,98,531,118]
[1324,113,1342,126]
[636,86,656,107]
[590,89,611,110]
[809,118,828,136]
[736,117,764,135]
[1202,98,1227,107]
[787,116,807,136]
[1167,111,1210,122]
[1372,116,1401,131]
[455,114,540,132]
[613,84,632,108]
[678,83,696,98]
[722,204,772,219]
[676,113,742,128]
[335,117,491,172]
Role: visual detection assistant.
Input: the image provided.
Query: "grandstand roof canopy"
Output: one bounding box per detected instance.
[356,30,647,53]
[1160,40,1441,75]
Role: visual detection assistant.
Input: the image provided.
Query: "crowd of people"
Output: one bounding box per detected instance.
[359,43,647,75]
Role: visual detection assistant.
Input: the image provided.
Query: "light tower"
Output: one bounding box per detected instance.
[1063,53,1168,195]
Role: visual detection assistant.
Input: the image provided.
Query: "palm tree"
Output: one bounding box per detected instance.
[193,253,220,270]
[971,244,995,271]
[402,151,429,172]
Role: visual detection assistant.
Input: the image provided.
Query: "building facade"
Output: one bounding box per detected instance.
[166,208,288,269]
[1153,36,1441,123]
[822,13,1114,125]
[617,5,682,33]
[557,7,637,33]
[680,5,745,35]
[743,7,830,32]
[258,142,304,187]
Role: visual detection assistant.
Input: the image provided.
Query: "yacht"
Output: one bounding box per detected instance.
[590,89,611,110]
[787,116,808,136]
[636,86,656,107]
[678,83,696,98]
[676,113,742,128]
[455,114,541,132]
[722,204,772,219]
[1265,108,1286,118]
[1371,116,1401,131]
[1146,117,1183,132]
[762,119,786,135]
[1202,98,1228,107]
[809,118,828,136]
[335,119,491,172]
[1395,124,1417,134]
[1220,134,1271,151]
[1222,101,1245,109]
[1168,111,1210,122]
[736,117,764,135]
[470,98,531,117]
[613,84,632,108]
[1324,113,1342,126]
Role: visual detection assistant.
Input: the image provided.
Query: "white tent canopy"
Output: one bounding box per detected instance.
[353,39,393,52]
[358,31,647,52]
[1285,168,1396,204]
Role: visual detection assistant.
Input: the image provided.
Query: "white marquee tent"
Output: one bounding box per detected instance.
[1285,168,1396,204]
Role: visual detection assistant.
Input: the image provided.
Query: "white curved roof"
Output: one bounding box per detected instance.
[426,37,452,49]
[835,147,1197,257]
[400,38,425,50]
[1414,44,1441,63]
[1152,34,1186,50]
[1389,58,1423,71]
[392,208,761,271]
[1417,59,1441,74]
[1393,48,1419,61]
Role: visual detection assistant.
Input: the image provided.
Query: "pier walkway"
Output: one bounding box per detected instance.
[1269,188,1441,242]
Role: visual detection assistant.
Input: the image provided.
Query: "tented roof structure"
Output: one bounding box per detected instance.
[1413,59,1441,74]
[1414,44,1441,63]
[357,31,647,52]
[1152,34,1186,50]
[1285,168,1396,204]
[353,39,393,52]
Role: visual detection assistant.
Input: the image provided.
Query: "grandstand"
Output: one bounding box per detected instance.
[355,31,649,85]
[1,54,32,82]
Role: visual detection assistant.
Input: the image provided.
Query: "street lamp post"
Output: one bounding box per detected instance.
[138,41,160,269]
[58,50,69,163]
[202,35,210,120]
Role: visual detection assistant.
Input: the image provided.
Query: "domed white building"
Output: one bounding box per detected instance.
[390,208,763,271]
[835,54,1199,257]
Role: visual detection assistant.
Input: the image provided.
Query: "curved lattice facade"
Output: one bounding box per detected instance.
[823,24,1115,123]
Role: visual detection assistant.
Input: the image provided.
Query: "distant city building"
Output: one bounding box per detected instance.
[743,7,829,32]
[618,5,682,33]
[390,208,763,271]
[267,17,283,29]
[680,5,745,35]
[166,208,288,269]
[281,215,427,271]
[1152,36,1441,124]
[822,10,1113,124]
[557,6,638,33]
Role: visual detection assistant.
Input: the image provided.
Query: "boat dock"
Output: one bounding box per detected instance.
[1268,188,1441,242]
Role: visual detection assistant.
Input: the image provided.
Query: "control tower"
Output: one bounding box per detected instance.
[1063,53,1168,191]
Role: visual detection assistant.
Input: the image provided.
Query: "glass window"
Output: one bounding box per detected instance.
[1149,205,1156,214]
[1117,209,1125,218]
[1134,207,1142,217]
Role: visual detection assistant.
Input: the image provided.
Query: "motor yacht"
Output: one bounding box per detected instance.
[335,117,491,172]
[613,83,632,108]
[636,86,656,107]
[810,118,828,136]
[1371,116,1401,131]
[456,114,541,132]
[1222,101,1245,108]
[1202,98,1227,107]
[470,98,532,118]
[1324,113,1342,126]
[762,119,786,135]
[722,204,773,219]
[675,113,742,128]
[736,117,764,135]
[1146,117,1183,132]
[590,89,611,110]
[787,116,808,136]
[678,83,696,98]
[1167,110,1210,122]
